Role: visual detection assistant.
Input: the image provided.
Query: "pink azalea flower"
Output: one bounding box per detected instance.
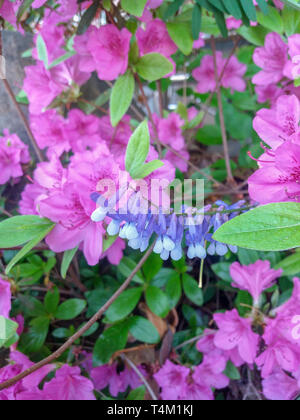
[74,27,97,73]
[137,19,177,59]
[32,0,47,7]
[154,360,190,400]
[226,17,243,30]
[180,381,214,401]
[263,370,299,401]
[165,148,190,173]
[91,363,144,397]
[253,95,300,149]
[101,237,126,265]
[32,16,66,62]
[194,353,229,390]
[0,277,11,318]
[0,130,30,185]
[23,63,63,115]
[255,84,282,105]
[214,309,259,364]
[285,34,300,80]
[193,34,205,50]
[252,33,288,86]
[248,141,300,204]
[230,260,282,305]
[30,110,70,157]
[192,52,246,94]
[43,365,96,400]
[65,109,102,153]
[88,25,132,81]
[158,113,185,151]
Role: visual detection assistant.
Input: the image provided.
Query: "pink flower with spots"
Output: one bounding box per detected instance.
[192,52,246,94]
[154,360,190,400]
[252,33,288,86]
[214,309,259,364]
[248,141,300,204]
[194,353,229,390]
[230,260,282,304]
[253,95,300,150]
[88,25,132,81]
[0,130,30,185]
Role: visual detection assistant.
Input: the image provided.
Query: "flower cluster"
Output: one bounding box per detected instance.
[154,260,300,401]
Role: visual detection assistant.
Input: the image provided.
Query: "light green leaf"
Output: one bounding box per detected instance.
[275,252,300,276]
[213,203,300,251]
[0,216,54,248]
[166,22,193,55]
[128,316,161,344]
[125,120,150,176]
[56,299,86,320]
[36,34,49,68]
[61,247,78,279]
[105,287,143,323]
[110,71,135,127]
[238,25,269,46]
[136,53,173,81]
[17,0,35,21]
[127,386,146,401]
[48,51,77,69]
[257,5,284,33]
[121,0,148,17]
[0,317,18,348]
[131,160,164,179]
[5,223,55,274]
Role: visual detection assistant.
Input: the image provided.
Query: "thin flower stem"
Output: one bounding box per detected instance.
[121,354,158,401]
[0,244,155,391]
[211,36,234,184]
[0,207,12,217]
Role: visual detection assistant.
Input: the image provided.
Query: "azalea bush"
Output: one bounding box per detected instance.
[1,0,300,401]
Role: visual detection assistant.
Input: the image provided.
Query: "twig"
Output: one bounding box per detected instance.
[0,31,43,162]
[211,36,234,184]
[121,354,158,401]
[0,244,155,391]
[0,207,12,217]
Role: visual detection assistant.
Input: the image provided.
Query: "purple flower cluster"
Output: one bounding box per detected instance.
[91,191,247,261]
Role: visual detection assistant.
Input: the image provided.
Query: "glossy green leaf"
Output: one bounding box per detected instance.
[110,71,135,127]
[145,286,170,318]
[136,53,173,81]
[121,0,148,17]
[44,287,60,315]
[125,120,150,176]
[166,22,193,55]
[182,274,204,306]
[213,203,300,251]
[105,287,143,323]
[56,299,86,320]
[128,316,160,344]
[93,322,129,366]
[61,247,78,279]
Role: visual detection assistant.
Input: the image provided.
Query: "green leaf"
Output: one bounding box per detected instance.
[166,22,193,55]
[0,317,18,348]
[16,90,29,105]
[192,4,202,40]
[5,223,55,274]
[0,216,54,248]
[211,262,232,283]
[275,253,300,276]
[118,257,144,284]
[136,53,173,81]
[105,287,143,323]
[36,34,49,68]
[121,0,148,17]
[222,0,243,19]
[214,9,228,38]
[240,0,257,21]
[238,25,269,46]
[127,386,146,401]
[125,120,150,177]
[257,5,283,33]
[17,0,35,21]
[128,316,160,344]
[61,247,78,279]
[56,299,86,320]
[145,286,170,318]
[165,272,182,308]
[282,5,300,36]
[182,274,204,306]
[44,287,60,315]
[164,0,185,19]
[213,203,300,251]
[255,0,269,15]
[20,317,50,353]
[52,328,70,339]
[48,51,77,69]
[143,253,163,282]
[132,160,164,179]
[110,71,135,127]
[281,0,300,11]
[196,125,222,145]
[77,2,99,35]
[93,322,129,366]
[224,360,241,380]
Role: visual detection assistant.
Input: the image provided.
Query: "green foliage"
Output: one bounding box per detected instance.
[136,53,174,81]
[110,71,135,127]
